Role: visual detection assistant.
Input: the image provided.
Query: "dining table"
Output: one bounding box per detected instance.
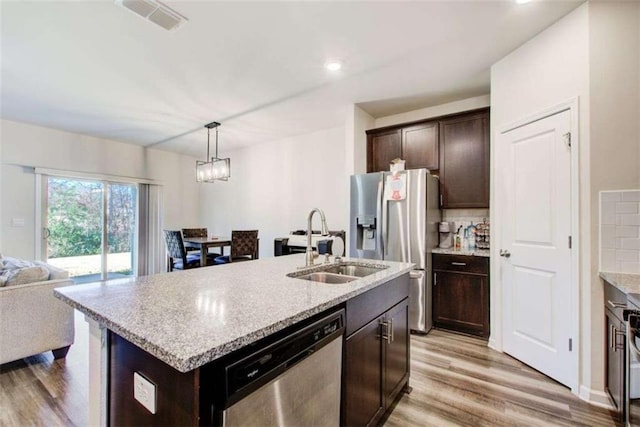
[182,236,232,267]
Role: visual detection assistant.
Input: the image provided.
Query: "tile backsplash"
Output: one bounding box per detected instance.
[600,190,640,273]
[443,209,490,233]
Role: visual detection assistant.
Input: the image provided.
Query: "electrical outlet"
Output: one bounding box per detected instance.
[133,372,157,414]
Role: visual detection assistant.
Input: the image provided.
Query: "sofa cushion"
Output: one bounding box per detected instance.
[0,266,50,287]
[34,261,69,280]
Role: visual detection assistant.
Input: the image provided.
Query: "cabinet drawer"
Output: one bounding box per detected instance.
[604,280,627,321]
[433,254,488,275]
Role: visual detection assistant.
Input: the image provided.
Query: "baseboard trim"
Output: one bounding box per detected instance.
[488,337,501,352]
[579,385,614,410]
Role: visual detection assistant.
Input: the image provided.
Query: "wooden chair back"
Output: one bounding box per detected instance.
[231,230,259,260]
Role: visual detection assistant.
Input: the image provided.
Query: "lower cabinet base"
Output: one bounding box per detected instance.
[376,380,411,427]
[433,324,488,339]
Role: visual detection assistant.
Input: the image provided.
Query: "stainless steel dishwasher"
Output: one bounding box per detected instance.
[204,309,344,427]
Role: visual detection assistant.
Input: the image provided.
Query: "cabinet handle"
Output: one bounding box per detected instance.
[610,324,614,349]
[434,273,437,286]
[451,262,467,266]
[379,320,390,343]
[608,300,627,309]
[615,328,626,352]
[389,318,394,343]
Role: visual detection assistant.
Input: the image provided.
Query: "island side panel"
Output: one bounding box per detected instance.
[343,273,410,427]
[109,332,199,426]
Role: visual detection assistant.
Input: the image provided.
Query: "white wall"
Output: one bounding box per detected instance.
[198,126,348,260]
[373,94,490,128]
[491,0,640,404]
[588,0,640,398]
[345,105,375,176]
[491,1,592,397]
[0,119,199,259]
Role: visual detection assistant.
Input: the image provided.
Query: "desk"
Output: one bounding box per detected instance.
[183,237,231,267]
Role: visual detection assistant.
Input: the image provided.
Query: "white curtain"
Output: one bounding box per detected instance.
[138,184,165,275]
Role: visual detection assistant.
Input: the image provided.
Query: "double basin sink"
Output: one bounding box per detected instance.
[287,262,389,284]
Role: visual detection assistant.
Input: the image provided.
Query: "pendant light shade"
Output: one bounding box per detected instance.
[196,121,231,182]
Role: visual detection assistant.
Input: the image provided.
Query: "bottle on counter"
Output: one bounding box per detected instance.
[454,225,463,250]
[466,223,477,250]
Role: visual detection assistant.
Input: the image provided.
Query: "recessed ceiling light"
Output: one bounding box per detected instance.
[325,61,343,72]
[515,0,532,4]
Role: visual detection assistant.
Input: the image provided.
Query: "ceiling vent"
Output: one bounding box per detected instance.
[115,0,188,32]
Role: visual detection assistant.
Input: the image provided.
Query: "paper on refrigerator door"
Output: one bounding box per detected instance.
[384,173,406,201]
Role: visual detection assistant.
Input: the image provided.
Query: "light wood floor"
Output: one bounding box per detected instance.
[384,329,618,427]
[0,317,619,426]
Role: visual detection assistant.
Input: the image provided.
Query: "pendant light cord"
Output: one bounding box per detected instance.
[215,126,219,159]
[206,127,211,161]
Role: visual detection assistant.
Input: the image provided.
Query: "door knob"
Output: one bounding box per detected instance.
[500,249,511,258]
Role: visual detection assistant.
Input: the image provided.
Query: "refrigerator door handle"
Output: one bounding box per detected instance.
[382,195,388,257]
[410,270,424,280]
[377,175,385,258]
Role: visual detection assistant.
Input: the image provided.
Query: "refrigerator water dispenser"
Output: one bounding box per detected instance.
[356,215,377,251]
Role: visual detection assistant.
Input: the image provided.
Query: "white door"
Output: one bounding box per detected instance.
[499,109,573,387]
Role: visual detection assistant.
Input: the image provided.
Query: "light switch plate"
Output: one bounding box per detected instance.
[133,372,157,414]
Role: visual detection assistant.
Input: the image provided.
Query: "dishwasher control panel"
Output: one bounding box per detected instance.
[224,309,344,402]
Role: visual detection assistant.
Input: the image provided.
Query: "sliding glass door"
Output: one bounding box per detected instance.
[43,177,138,283]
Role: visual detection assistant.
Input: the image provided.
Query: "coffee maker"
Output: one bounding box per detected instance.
[438,222,454,249]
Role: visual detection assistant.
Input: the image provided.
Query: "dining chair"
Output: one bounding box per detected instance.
[164,230,216,272]
[181,228,207,253]
[215,230,259,264]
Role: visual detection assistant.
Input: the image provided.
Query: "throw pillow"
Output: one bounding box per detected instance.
[3,266,49,287]
[1,256,35,271]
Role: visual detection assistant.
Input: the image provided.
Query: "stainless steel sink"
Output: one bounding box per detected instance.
[320,265,386,277]
[288,262,389,284]
[296,272,359,284]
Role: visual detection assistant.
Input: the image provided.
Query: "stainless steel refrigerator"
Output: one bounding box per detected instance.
[349,168,440,333]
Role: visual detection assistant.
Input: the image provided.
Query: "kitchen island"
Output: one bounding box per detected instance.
[55,254,413,426]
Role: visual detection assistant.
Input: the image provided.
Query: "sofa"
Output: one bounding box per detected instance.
[0,256,77,365]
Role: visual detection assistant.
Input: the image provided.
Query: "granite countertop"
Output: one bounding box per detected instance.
[600,271,640,295]
[54,254,413,373]
[432,247,490,258]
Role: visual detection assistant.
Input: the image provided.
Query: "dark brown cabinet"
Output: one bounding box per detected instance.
[432,253,489,338]
[604,279,627,419]
[384,300,409,403]
[343,275,410,427]
[343,315,385,427]
[606,311,625,416]
[439,110,490,208]
[367,128,401,173]
[366,108,490,209]
[402,122,438,170]
[367,122,437,173]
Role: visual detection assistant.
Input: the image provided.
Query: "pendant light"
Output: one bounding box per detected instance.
[196,121,230,182]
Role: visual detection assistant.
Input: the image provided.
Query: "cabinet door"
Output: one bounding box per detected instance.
[605,310,625,417]
[367,129,401,173]
[343,316,384,427]
[439,111,489,208]
[383,299,409,408]
[433,270,489,337]
[402,122,439,171]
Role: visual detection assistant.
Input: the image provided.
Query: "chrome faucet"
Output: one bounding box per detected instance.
[305,208,329,267]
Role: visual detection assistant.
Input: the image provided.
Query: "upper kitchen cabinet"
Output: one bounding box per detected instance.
[439,109,490,208]
[402,122,439,170]
[367,128,401,173]
[366,122,438,173]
